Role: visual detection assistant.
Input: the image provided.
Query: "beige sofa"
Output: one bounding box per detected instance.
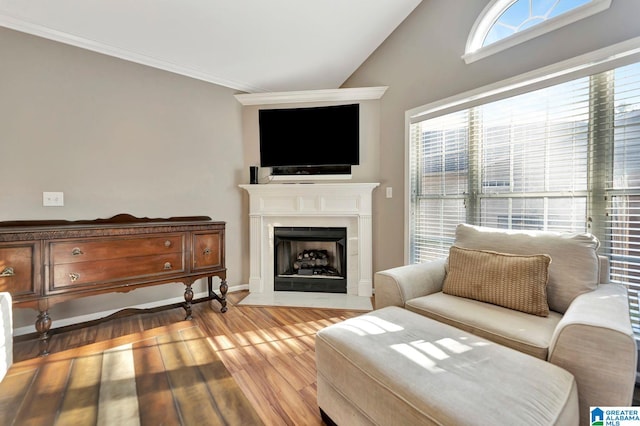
[374,224,637,425]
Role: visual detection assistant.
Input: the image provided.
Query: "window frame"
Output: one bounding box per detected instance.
[462,0,612,64]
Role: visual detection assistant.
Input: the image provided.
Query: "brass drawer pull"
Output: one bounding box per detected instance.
[69,272,80,282]
[0,266,15,277]
[72,248,84,256]
[203,248,211,255]
[164,262,172,270]
[164,240,172,247]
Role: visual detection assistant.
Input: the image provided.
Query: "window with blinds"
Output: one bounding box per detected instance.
[409,59,640,333]
[608,62,640,332]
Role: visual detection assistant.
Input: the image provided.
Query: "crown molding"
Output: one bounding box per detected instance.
[234,86,388,106]
[0,13,267,93]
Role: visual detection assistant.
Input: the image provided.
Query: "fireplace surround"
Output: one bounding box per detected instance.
[239,183,379,298]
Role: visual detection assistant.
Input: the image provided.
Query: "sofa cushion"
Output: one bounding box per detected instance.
[443,245,551,316]
[406,292,563,359]
[453,223,600,313]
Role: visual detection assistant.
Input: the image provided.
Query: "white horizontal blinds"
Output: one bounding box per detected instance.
[476,78,591,231]
[409,56,640,335]
[411,198,466,262]
[409,111,469,262]
[606,62,640,333]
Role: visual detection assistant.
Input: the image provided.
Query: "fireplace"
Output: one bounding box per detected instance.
[240,182,379,298]
[274,227,347,293]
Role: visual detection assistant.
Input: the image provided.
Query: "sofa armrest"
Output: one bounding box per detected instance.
[0,292,12,383]
[374,258,447,309]
[598,255,610,284]
[548,284,637,414]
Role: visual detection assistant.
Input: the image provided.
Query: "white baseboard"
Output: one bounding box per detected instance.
[13,283,249,337]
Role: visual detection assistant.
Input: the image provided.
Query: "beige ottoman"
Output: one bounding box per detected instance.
[316,306,578,425]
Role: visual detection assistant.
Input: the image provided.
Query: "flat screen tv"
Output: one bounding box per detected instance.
[259,104,359,174]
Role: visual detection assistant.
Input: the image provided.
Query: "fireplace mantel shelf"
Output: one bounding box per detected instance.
[240,183,379,297]
[239,183,379,216]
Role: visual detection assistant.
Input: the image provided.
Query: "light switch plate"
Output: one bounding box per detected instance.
[43,192,64,207]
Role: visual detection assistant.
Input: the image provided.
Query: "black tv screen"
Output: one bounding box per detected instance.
[259,104,359,168]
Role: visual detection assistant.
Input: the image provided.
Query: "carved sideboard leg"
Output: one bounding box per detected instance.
[207,276,228,313]
[219,279,228,313]
[36,299,52,356]
[184,283,194,320]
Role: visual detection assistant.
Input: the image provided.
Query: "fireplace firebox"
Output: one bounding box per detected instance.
[274,227,347,293]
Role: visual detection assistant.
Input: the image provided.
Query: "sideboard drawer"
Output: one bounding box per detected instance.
[192,232,224,271]
[50,252,185,291]
[0,243,40,299]
[50,235,183,264]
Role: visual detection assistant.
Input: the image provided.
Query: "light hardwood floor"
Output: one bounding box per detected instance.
[12,291,367,426]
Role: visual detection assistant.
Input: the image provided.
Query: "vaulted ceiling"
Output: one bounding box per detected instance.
[0,0,422,93]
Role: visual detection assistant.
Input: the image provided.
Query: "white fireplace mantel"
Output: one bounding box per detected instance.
[240,183,379,297]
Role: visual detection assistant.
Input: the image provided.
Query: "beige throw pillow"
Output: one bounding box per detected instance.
[443,245,551,317]
[453,223,599,314]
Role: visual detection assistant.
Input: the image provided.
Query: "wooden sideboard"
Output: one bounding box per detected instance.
[0,214,227,355]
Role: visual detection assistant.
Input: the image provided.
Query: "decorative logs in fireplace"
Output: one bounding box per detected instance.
[274,227,346,293]
[293,249,341,277]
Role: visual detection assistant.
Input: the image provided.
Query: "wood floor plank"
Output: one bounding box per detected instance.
[0,368,37,426]
[156,329,226,426]
[267,354,311,392]
[250,309,301,341]
[298,333,318,352]
[132,336,182,426]
[13,359,72,426]
[97,343,141,426]
[180,326,265,425]
[62,326,97,350]
[300,383,323,420]
[246,360,321,426]
[55,353,103,425]
[231,368,289,426]
[213,345,256,375]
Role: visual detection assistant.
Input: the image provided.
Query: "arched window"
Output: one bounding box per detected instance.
[463,0,611,64]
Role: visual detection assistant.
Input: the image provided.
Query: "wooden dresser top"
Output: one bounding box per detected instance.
[0,214,225,242]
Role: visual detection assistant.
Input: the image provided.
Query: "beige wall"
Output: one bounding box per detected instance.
[343,0,640,273]
[0,27,247,331]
